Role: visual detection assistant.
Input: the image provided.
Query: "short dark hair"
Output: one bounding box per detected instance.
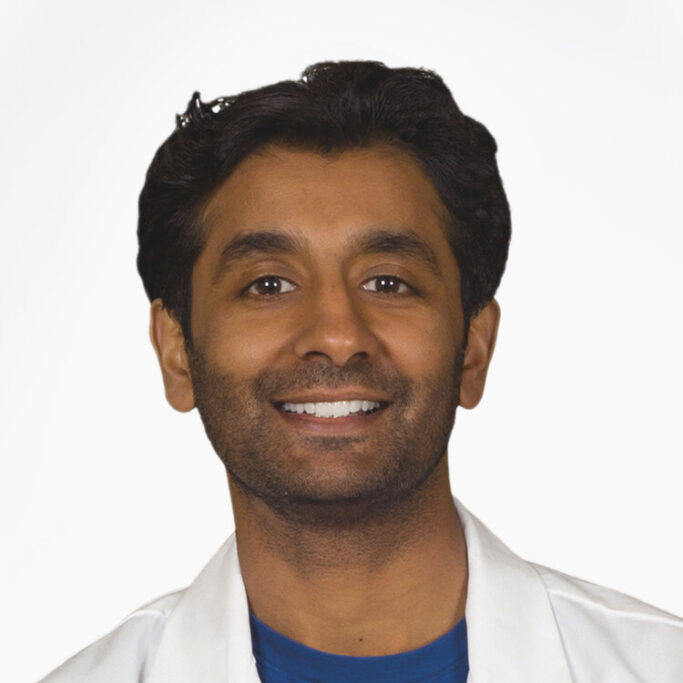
[137,60,511,344]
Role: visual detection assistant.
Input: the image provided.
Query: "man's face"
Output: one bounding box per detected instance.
[185,144,466,523]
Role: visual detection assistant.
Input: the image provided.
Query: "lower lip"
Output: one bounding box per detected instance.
[274,405,389,435]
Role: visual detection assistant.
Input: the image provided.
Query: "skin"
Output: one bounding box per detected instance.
[150,143,500,656]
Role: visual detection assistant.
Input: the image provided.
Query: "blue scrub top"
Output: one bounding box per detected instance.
[250,612,469,683]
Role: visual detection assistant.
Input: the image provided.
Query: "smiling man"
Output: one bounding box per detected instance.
[41,61,682,682]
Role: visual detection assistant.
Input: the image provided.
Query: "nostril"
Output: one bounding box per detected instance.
[301,349,370,365]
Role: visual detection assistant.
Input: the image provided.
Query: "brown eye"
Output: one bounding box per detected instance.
[361,275,411,294]
[246,276,296,296]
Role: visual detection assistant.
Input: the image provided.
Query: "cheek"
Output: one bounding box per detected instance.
[201,311,295,373]
[375,309,459,376]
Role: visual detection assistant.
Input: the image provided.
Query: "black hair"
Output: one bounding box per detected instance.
[137,60,511,344]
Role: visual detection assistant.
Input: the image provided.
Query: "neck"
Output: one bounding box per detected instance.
[229,457,468,656]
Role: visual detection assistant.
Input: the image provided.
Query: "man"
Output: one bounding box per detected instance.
[41,61,682,682]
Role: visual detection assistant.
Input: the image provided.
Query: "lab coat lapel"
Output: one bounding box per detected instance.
[145,535,259,683]
[147,499,575,683]
[454,498,574,683]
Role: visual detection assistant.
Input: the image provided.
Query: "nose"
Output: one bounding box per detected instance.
[292,279,381,366]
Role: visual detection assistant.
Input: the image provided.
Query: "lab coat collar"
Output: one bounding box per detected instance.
[146,497,574,683]
[145,532,259,683]
[453,498,573,682]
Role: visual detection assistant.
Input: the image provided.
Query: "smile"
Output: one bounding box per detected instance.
[273,396,390,435]
[281,400,381,418]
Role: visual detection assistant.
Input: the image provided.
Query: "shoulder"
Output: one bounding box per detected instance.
[530,562,683,681]
[37,591,184,683]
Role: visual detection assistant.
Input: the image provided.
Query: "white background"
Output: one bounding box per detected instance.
[1,1,681,680]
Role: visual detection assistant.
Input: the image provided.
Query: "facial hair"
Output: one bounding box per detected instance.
[187,346,463,529]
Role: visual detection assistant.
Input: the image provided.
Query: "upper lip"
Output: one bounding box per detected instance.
[273,389,391,404]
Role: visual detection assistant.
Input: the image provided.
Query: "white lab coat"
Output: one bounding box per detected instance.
[39,497,683,682]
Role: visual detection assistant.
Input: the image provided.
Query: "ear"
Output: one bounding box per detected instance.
[459,299,501,409]
[149,298,195,412]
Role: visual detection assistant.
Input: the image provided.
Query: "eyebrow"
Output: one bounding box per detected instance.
[212,230,305,285]
[211,227,442,285]
[354,229,442,276]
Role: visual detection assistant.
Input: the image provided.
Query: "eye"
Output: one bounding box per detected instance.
[244,276,297,296]
[361,275,413,295]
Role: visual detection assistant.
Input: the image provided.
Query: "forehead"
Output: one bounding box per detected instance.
[198,143,453,265]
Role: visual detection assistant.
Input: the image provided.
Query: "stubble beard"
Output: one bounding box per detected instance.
[187,345,463,530]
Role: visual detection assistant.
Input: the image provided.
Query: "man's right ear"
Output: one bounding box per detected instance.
[149,299,195,412]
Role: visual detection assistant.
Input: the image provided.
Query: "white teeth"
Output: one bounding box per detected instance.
[317,403,333,417]
[282,400,381,418]
[332,401,348,418]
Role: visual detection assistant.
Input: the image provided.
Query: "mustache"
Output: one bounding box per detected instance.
[252,361,413,404]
